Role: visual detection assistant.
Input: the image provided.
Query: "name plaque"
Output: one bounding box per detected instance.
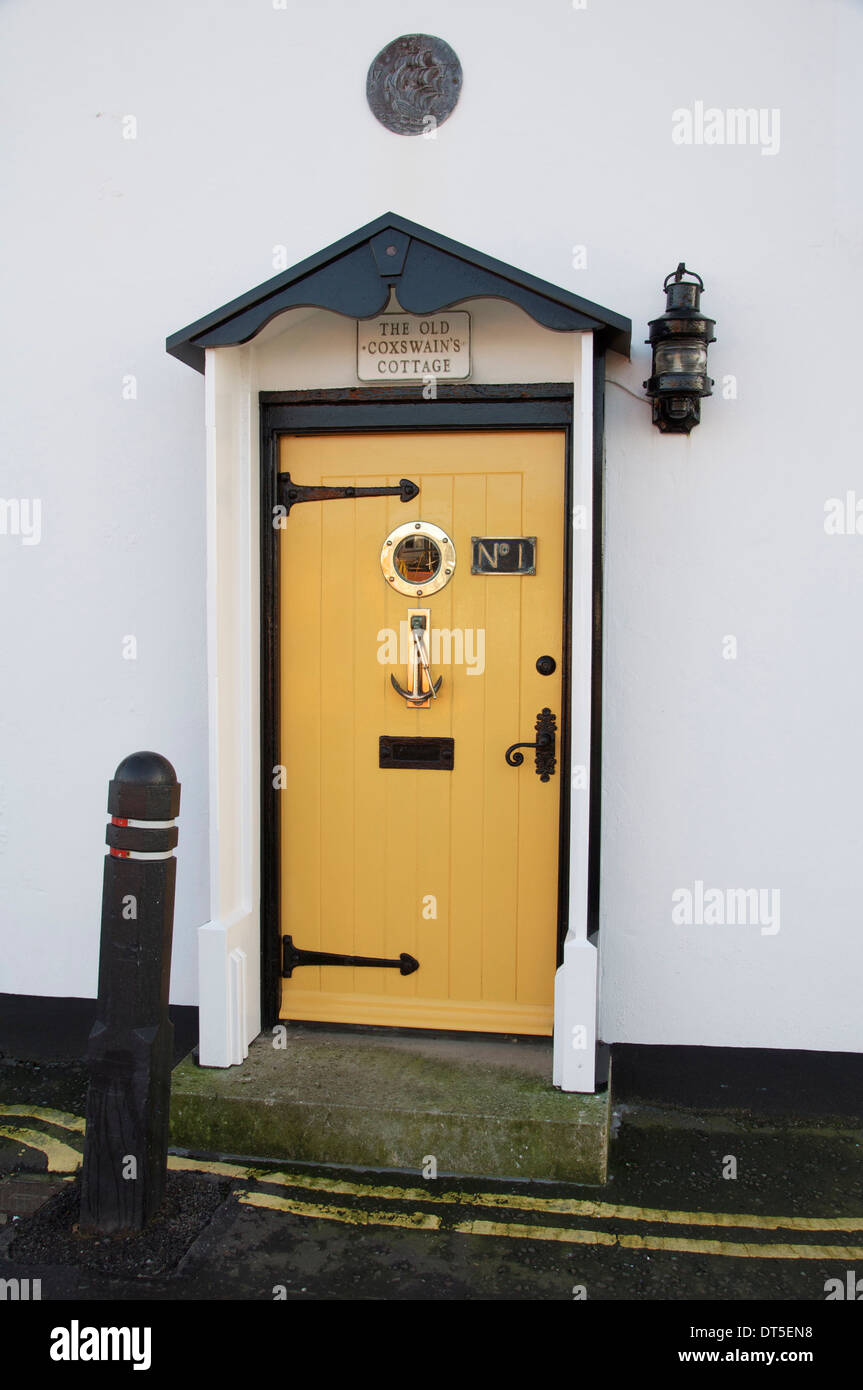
[358,313,470,382]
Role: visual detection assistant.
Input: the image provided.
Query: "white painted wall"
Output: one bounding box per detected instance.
[1,0,861,1053]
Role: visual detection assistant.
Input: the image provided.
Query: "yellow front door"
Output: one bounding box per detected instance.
[278,429,565,1035]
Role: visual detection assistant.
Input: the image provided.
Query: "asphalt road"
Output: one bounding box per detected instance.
[2,1103,861,1304]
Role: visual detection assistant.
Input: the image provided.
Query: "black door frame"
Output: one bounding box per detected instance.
[259,374,606,1029]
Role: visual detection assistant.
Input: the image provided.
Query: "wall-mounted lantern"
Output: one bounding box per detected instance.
[644,264,716,434]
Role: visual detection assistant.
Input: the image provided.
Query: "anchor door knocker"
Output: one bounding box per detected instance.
[391,611,441,708]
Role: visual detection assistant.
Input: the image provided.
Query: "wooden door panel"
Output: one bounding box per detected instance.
[278,431,564,1034]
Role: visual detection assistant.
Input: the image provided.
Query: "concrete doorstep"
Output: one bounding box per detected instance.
[169,1026,610,1184]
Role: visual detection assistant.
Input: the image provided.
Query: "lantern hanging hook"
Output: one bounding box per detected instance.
[664,263,704,292]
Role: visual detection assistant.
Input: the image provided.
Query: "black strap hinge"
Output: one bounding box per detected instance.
[277,474,419,515]
[282,936,419,977]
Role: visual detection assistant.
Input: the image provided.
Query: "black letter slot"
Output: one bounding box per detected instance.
[379,736,454,770]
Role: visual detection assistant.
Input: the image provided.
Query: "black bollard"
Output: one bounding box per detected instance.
[78,752,181,1235]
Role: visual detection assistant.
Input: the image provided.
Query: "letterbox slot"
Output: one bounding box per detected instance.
[379,736,454,770]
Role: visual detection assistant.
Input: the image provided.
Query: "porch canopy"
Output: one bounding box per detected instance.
[166,212,631,370]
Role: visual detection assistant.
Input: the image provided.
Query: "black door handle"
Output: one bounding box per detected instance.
[504,708,557,782]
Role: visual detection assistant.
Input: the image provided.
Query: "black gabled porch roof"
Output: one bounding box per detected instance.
[166,212,631,372]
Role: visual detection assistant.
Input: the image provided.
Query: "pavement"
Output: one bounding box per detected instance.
[3,1030,861,1378]
[2,1089,862,1305]
[2,1014,862,1336]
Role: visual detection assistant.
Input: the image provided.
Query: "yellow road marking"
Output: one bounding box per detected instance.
[451,1218,863,1261]
[168,1154,259,1179]
[4,1122,860,1252]
[239,1167,863,1234]
[615,1232,863,1261]
[236,1190,863,1259]
[0,1125,82,1172]
[0,1105,85,1133]
[237,1189,441,1231]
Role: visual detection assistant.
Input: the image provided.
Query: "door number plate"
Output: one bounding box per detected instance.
[471,537,536,575]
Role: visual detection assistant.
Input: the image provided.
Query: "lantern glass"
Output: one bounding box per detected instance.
[654,340,708,376]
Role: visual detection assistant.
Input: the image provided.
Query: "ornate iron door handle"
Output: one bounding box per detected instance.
[505,708,557,782]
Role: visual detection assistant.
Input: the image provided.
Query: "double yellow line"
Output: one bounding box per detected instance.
[0,1104,84,1173]
[4,1107,862,1260]
[231,1170,863,1261]
[168,1157,863,1261]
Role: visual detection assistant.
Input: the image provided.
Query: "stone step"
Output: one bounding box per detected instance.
[170,1026,609,1184]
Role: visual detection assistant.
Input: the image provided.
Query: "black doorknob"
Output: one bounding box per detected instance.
[536,655,556,676]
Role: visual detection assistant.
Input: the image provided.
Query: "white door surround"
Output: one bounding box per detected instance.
[165,215,632,1090]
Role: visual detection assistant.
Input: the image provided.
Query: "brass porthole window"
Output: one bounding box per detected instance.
[380,521,456,598]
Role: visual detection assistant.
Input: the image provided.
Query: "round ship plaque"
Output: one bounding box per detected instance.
[366,34,462,136]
